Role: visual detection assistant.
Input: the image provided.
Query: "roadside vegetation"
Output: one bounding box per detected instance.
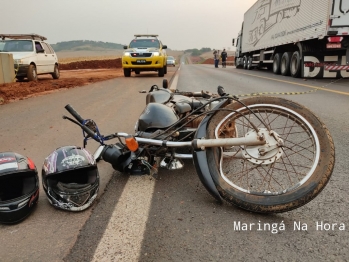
[183,48,212,64]
[185,47,212,56]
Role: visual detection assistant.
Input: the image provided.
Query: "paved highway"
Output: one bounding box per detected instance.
[1,64,348,261]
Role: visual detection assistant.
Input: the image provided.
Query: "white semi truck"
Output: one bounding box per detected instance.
[233,0,349,78]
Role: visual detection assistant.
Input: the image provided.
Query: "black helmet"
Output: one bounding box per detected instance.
[42,146,99,211]
[0,152,39,224]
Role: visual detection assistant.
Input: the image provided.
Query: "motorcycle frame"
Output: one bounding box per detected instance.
[118,132,265,150]
[64,96,269,204]
[85,97,267,153]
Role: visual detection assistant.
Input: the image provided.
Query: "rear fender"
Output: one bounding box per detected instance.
[193,99,229,203]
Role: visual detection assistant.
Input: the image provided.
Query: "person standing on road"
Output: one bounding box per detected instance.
[213,50,220,68]
[221,49,228,68]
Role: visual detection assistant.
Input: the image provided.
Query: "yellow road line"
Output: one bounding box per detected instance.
[235,71,349,96]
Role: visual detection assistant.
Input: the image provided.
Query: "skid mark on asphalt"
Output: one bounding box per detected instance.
[92,176,155,262]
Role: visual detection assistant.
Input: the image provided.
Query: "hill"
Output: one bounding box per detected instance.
[51,40,125,51]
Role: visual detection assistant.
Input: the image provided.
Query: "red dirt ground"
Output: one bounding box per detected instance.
[0,59,123,105]
[59,58,122,70]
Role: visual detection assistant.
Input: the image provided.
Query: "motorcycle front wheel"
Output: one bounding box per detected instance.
[206,96,334,213]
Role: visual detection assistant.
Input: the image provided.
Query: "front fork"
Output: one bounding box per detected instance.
[192,100,229,203]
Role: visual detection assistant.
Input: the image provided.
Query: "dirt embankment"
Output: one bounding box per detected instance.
[59,58,122,70]
[0,59,123,105]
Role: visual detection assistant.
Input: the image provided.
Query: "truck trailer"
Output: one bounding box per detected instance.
[233,0,349,78]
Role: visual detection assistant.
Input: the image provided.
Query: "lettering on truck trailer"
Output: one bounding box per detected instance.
[248,0,302,46]
[304,55,349,78]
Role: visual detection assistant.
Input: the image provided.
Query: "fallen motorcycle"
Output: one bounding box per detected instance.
[63,80,335,213]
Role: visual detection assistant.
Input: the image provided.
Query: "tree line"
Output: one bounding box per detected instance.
[184,48,212,56]
[51,40,125,51]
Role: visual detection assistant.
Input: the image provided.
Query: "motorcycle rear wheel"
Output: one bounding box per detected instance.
[206,96,334,213]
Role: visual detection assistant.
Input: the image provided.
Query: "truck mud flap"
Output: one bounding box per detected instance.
[192,99,229,203]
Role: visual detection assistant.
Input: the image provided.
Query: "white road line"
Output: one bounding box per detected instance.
[92,67,180,261]
[170,66,180,90]
[92,176,156,262]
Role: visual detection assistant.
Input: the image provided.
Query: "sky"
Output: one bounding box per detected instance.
[1,0,257,51]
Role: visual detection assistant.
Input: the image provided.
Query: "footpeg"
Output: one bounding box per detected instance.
[160,157,184,170]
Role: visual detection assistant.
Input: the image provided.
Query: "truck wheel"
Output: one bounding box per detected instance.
[27,64,38,81]
[290,51,301,78]
[281,52,292,76]
[124,69,131,77]
[164,65,167,74]
[247,57,253,70]
[273,54,281,75]
[158,67,165,77]
[243,56,248,69]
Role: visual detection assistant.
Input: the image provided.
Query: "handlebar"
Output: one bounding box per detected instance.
[65,104,84,124]
[64,104,99,142]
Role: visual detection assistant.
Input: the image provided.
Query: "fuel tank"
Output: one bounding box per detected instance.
[138,103,178,131]
[146,89,172,104]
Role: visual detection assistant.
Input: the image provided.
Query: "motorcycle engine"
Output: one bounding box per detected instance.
[185,115,205,128]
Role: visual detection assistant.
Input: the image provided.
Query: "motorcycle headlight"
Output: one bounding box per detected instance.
[152,52,160,57]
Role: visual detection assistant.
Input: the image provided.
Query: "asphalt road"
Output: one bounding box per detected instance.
[1,64,349,261]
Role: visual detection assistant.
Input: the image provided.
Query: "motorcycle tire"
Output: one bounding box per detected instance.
[206,96,334,213]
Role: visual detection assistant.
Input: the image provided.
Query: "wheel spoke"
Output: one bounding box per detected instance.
[207,97,333,212]
[217,104,318,195]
